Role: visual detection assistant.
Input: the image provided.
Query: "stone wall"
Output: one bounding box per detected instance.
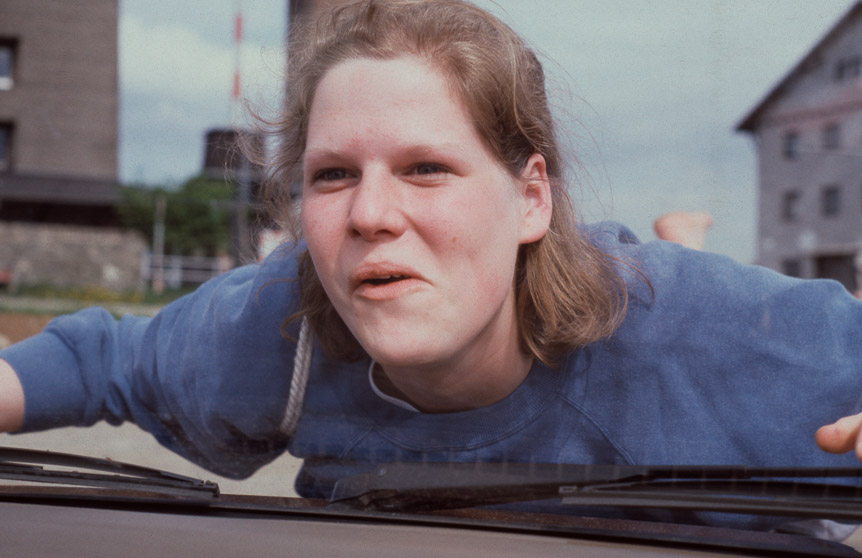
[0,222,147,292]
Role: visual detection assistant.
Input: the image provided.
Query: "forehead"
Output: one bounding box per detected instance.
[305,56,482,152]
[313,55,457,108]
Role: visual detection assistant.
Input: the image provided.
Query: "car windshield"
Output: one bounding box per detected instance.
[2,0,862,554]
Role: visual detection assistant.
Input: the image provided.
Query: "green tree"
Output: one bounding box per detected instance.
[118,175,235,257]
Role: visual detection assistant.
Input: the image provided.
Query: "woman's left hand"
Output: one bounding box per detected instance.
[816,412,862,461]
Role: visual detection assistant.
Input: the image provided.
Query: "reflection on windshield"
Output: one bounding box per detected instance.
[1,2,862,554]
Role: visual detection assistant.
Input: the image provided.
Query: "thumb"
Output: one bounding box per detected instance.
[816,412,862,458]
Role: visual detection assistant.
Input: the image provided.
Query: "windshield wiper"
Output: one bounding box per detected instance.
[0,446,219,500]
[328,462,862,520]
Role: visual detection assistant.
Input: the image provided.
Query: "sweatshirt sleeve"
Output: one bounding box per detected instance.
[0,244,304,479]
[583,222,862,466]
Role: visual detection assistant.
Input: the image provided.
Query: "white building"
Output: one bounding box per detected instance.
[738,2,862,294]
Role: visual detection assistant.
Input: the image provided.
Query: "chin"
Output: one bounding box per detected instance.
[370,351,438,370]
[352,319,452,365]
[364,341,447,371]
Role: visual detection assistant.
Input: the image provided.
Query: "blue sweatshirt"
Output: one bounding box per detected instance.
[3,222,862,502]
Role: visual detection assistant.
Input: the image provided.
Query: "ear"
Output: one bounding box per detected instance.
[517,153,553,245]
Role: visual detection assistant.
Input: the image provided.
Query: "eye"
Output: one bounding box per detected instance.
[411,163,449,176]
[312,168,350,182]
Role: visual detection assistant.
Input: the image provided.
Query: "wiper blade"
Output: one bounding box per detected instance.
[0,446,219,500]
[328,462,862,520]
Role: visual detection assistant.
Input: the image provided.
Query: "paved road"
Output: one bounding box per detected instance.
[6,424,301,497]
[0,295,165,317]
[0,295,302,497]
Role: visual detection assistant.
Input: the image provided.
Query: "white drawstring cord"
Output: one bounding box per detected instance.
[280,316,311,438]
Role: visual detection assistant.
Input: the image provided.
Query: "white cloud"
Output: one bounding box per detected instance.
[120,13,283,103]
[118,8,285,185]
[118,0,854,262]
[474,0,852,262]
[120,14,233,98]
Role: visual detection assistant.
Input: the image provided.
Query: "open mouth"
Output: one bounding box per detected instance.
[363,275,410,286]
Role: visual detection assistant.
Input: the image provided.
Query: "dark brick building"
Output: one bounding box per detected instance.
[0,0,119,226]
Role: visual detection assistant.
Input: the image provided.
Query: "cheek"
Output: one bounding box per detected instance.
[453,190,521,257]
[301,198,335,252]
[472,252,518,302]
[439,212,519,297]
[300,200,343,292]
[461,197,522,296]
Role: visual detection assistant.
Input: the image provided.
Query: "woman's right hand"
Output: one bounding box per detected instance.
[0,358,24,432]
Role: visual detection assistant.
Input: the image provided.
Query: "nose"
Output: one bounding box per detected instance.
[346,168,408,241]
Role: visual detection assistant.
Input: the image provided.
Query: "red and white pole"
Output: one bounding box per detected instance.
[232,1,243,123]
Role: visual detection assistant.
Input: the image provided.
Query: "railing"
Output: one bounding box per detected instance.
[141,253,233,290]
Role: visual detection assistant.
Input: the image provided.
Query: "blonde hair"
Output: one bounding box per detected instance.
[263,0,630,365]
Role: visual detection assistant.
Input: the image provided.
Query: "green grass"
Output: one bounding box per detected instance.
[6,284,196,306]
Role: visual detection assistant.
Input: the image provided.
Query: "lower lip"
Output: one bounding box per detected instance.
[354,278,424,300]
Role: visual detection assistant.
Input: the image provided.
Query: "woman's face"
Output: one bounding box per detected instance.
[301,56,550,379]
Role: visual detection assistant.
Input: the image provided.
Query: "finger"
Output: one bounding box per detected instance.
[815,413,862,456]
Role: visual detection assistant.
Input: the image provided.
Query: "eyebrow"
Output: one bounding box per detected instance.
[302,148,345,163]
[303,143,467,163]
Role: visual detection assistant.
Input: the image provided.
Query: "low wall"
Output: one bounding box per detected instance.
[0,222,147,292]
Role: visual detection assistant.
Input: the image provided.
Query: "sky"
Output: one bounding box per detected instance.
[119,0,857,264]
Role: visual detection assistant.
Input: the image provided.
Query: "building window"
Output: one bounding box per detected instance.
[835,55,862,81]
[823,123,840,150]
[0,38,16,91]
[781,259,801,278]
[782,131,799,159]
[782,190,801,221]
[0,124,11,171]
[822,185,841,216]
[816,254,858,293]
